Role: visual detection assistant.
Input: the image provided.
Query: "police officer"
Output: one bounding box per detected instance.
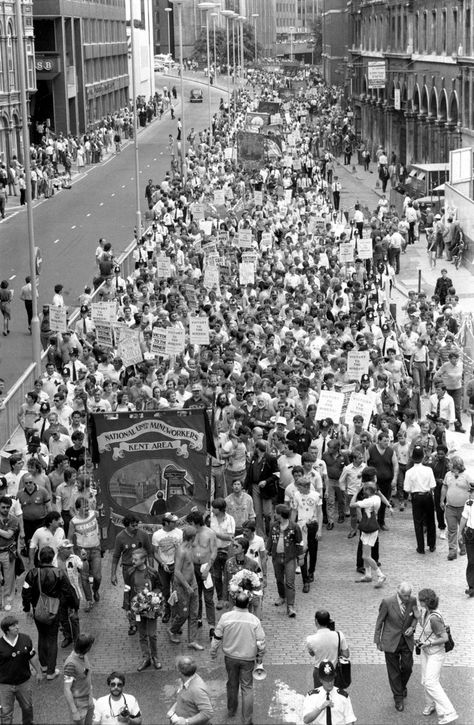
[302,660,356,725]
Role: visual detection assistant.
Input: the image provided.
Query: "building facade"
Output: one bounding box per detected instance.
[349,0,468,165]
[0,0,35,164]
[322,0,349,85]
[127,0,154,99]
[33,0,129,136]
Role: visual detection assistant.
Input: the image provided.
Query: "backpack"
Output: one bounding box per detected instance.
[34,570,60,625]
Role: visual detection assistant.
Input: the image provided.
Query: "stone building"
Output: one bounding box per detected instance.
[349,0,468,165]
[0,0,35,164]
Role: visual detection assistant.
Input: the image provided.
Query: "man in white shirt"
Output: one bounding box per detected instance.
[29,510,64,567]
[152,513,183,623]
[403,445,436,554]
[92,671,142,724]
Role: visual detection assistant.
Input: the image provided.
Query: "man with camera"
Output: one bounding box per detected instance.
[92,671,142,724]
[373,581,420,712]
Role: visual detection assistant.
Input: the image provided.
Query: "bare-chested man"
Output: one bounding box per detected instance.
[186,510,217,638]
[167,526,203,650]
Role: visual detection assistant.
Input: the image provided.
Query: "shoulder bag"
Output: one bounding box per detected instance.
[34,570,60,625]
[358,507,379,533]
[334,631,352,689]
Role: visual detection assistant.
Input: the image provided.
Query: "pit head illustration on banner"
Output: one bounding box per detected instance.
[90,409,214,547]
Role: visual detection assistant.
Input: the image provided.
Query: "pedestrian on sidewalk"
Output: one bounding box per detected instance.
[373,581,419,712]
[403,445,437,554]
[331,177,342,213]
[266,504,303,618]
[0,279,13,335]
[306,610,350,688]
[210,592,265,724]
[0,614,43,725]
[63,633,95,725]
[415,589,458,724]
[169,656,213,725]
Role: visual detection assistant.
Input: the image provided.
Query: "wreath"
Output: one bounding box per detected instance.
[130,587,163,617]
[228,569,262,602]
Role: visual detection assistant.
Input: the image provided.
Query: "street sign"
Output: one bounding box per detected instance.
[368,61,386,89]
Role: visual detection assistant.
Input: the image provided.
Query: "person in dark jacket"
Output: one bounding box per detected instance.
[22,546,78,680]
[126,549,163,672]
[266,504,303,618]
[244,440,278,538]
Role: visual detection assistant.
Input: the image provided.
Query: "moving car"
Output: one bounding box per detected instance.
[190,88,203,103]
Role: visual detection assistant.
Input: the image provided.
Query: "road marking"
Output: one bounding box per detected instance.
[86,213,91,217]
[71,225,76,229]
[111,193,115,197]
[9,274,16,280]
[146,164,150,167]
[153,158,157,161]
[99,202,104,206]
[122,185,125,188]
[53,239,59,244]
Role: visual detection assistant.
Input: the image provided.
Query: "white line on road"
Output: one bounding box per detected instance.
[71,225,76,230]
[86,213,91,217]
[111,193,115,197]
[9,274,16,280]
[99,202,104,206]
[121,185,125,188]
[53,239,59,244]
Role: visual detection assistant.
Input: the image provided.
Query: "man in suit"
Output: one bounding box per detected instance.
[244,440,278,538]
[373,581,420,712]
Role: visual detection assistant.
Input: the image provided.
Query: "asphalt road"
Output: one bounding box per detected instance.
[0,75,223,389]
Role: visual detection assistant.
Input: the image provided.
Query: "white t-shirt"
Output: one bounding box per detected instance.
[358,494,381,516]
[151,527,183,566]
[29,526,65,565]
[306,628,348,667]
[247,534,266,563]
[92,693,140,724]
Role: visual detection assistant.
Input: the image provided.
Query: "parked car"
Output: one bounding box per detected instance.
[189,88,203,103]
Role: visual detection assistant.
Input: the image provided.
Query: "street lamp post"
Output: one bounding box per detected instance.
[252,13,259,64]
[164,6,172,56]
[238,15,246,83]
[170,0,186,181]
[211,12,218,77]
[221,10,235,113]
[129,0,141,236]
[14,0,40,371]
[198,3,216,144]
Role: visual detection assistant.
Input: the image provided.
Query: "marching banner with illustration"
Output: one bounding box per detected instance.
[90,410,214,547]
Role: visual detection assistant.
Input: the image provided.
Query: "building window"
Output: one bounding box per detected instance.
[423,12,427,53]
[441,10,446,53]
[453,9,458,54]
[414,13,419,52]
[466,8,471,56]
[7,23,16,90]
[431,11,436,53]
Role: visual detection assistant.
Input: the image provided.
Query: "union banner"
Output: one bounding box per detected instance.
[90,410,214,547]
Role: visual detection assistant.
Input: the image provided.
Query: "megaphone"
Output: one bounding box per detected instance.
[252,662,266,681]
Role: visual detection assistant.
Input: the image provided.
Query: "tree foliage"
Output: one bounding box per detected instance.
[193,22,259,65]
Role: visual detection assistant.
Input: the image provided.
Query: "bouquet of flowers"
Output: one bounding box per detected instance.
[228,569,262,602]
[130,587,163,618]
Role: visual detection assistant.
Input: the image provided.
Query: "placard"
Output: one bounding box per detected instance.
[151,327,167,356]
[95,323,114,349]
[315,390,344,421]
[49,305,67,332]
[156,255,172,278]
[357,238,373,260]
[254,190,263,206]
[242,251,258,268]
[346,351,370,379]
[218,230,229,245]
[284,189,292,206]
[165,327,186,355]
[214,189,225,207]
[339,243,354,264]
[260,232,272,250]
[239,262,255,285]
[189,316,210,345]
[117,328,143,367]
[203,267,220,290]
[344,391,376,429]
[224,147,234,160]
[199,219,213,237]
[91,302,116,324]
[191,202,204,220]
[238,230,253,248]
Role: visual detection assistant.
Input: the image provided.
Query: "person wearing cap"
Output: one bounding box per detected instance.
[74,306,96,341]
[434,269,452,306]
[151,512,182,625]
[183,384,208,409]
[302,659,356,725]
[434,352,465,433]
[63,350,87,384]
[403,445,437,554]
[57,539,83,648]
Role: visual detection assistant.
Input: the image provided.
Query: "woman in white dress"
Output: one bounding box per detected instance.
[350,466,390,588]
[76,144,85,168]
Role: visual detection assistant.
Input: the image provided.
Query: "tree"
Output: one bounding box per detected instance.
[310,16,323,64]
[193,22,259,66]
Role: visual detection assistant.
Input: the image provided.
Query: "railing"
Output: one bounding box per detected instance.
[0,233,141,450]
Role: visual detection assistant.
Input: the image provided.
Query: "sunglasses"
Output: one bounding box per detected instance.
[109,681,124,687]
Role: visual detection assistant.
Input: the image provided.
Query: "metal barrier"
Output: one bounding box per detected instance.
[0,234,140,450]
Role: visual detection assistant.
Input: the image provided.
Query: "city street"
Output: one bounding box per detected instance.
[1,75,474,724]
[0,75,223,389]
